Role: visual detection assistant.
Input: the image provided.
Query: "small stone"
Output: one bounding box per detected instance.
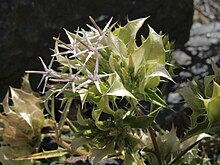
[173,50,192,66]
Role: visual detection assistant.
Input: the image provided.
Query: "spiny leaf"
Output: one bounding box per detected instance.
[91,108,107,130]
[91,141,115,164]
[71,137,91,151]
[21,74,33,93]
[146,64,174,83]
[178,87,204,114]
[108,30,127,57]
[115,17,149,54]
[95,96,115,115]
[78,89,88,108]
[182,119,209,141]
[0,86,44,146]
[123,108,160,128]
[58,98,73,130]
[131,25,166,74]
[212,81,220,97]
[145,88,171,109]
[107,73,136,99]
[211,61,220,84]
[0,145,33,165]
[77,107,88,126]
[14,149,68,160]
[204,75,216,97]
[1,91,11,113]
[124,150,145,165]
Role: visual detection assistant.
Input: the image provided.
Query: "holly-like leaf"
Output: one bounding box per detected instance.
[114,17,149,54]
[78,89,88,108]
[108,30,127,57]
[211,61,220,84]
[21,74,33,93]
[0,145,33,165]
[204,75,216,97]
[139,64,174,91]
[123,108,160,128]
[91,108,107,131]
[124,150,145,165]
[71,137,91,151]
[182,119,209,141]
[212,81,220,97]
[0,86,45,146]
[77,107,88,126]
[91,141,115,164]
[95,95,115,115]
[156,126,179,160]
[107,73,136,99]
[178,87,204,114]
[145,88,171,109]
[131,25,166,74]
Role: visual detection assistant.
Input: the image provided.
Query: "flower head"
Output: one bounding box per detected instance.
[26,57,59,94]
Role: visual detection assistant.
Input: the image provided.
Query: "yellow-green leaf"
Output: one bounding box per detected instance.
[107,73,136,99]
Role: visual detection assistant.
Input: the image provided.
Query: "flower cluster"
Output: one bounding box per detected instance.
[27,17,113,96]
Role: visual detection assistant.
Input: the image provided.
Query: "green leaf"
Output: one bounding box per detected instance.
[182,119,209,141]
[125,134,143,151]
[92,108,109,131]
[123,108,160,128]
[71,137,91,150]
[211,61,220,84]
[95,96,115,115]
[78,89,88,108]
[145,88,171,109]
[138,64,174,91]
[124,150,145,165]
[108,30,127,57]
[204,75,216,97]
[43,89,57,118]
[58,98,73,130]
[207,121,220,134]
[91,141,115,164]
[115,17,149,54]
[77,107,88,126]
[92,108,102,121]
[178,87,204,114]
[169,137,207,165]
[107,73,136,99]
[146,64,174,82]
[156,126,179,160]
[131,25,166,74]
[212,81,220,97]
[178,86,205,126]
[0,145,33,165]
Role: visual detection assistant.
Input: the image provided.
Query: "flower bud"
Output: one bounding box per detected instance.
[203,82,220,123]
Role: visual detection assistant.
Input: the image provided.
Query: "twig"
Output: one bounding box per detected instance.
[148,127,163,165]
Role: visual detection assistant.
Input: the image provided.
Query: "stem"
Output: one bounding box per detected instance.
[148,127,163,165]
[66,118,78,133]
[169,138,206,165]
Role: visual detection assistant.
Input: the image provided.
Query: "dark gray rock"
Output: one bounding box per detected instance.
[0,0,193,101]
[158,21,220,136]
[194,0,220,22]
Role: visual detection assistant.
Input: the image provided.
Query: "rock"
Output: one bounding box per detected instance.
[173,50,192,66]
[0,0,194,101]
[157,20,220,135]
[194,0,220,23]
